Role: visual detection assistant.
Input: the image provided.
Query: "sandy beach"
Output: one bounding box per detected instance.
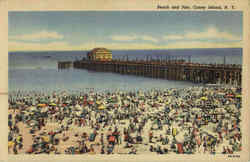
[8,86,242,155]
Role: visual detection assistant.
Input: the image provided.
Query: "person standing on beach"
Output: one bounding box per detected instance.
[13,142,18,154]
[149,131,153,143]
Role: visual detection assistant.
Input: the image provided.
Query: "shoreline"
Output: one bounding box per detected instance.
[8,84,240,95]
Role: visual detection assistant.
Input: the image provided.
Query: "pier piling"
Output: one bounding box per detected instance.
[59,59,242,86]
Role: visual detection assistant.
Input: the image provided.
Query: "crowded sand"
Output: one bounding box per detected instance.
[8,86,242,155]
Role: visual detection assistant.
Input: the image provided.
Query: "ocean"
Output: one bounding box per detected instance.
[8,48,242,93]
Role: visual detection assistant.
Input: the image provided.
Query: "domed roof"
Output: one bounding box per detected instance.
[90,48,111,54]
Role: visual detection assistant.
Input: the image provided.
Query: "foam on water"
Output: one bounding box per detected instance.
[8,48,242,92]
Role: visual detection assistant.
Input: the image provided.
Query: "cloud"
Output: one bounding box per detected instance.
[111,34,158,43]
[111,35,137,41]
[163,27,242,41]
[9,30,64,41]
[164,41,242,49]
[163,35,184,40]
[141,35,158,43]
[9,40,242,52]
[9,41,71,51]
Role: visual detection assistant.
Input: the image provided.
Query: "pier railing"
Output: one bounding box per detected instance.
[58,59,242,86]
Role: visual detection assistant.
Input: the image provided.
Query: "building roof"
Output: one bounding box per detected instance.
[88,48,111,55]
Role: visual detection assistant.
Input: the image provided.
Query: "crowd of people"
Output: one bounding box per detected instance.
[8,86,242,155]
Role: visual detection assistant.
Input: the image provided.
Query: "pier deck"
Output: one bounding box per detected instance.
[58,60,242,86]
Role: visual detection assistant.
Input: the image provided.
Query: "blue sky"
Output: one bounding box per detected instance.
[8,11,242,51]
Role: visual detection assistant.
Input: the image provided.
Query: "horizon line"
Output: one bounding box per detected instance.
[8,47,242,53]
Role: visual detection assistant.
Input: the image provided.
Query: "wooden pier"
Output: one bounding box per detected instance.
[58,61,73,69]
[58,59,242,86]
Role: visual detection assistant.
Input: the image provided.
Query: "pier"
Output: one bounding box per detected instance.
[58,58,242,86]
[58,61,73,69]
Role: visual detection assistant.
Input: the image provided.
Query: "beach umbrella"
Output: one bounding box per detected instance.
[42,136,49,143]
[41,107,48,112]
[76,111,82,116]
[30,121,36,126]
[227,94,234,98]
[89,101,94,105]
[98,105,106,110]
[8,141,14,148]
[49,103,57,106]
[200,97,208,101]
[40,98,48,104]
[165,101,170,105]
[75,104,82,111]
[236,94,241,98]
[192,108,200,112]
[30,106,37,111]
[228,104,238,113]
[215,108,226,113]
[37,104,46,107]
[217,92,225,96]
[175,132,185,143]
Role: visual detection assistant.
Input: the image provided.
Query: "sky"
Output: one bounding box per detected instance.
[8,11,243,51]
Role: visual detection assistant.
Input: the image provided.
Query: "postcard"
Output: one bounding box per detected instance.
[1,0,249,162]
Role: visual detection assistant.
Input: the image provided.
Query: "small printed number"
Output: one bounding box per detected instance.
[228,155,240,158]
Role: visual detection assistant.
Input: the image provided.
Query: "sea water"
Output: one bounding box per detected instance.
[8,48,242,93]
